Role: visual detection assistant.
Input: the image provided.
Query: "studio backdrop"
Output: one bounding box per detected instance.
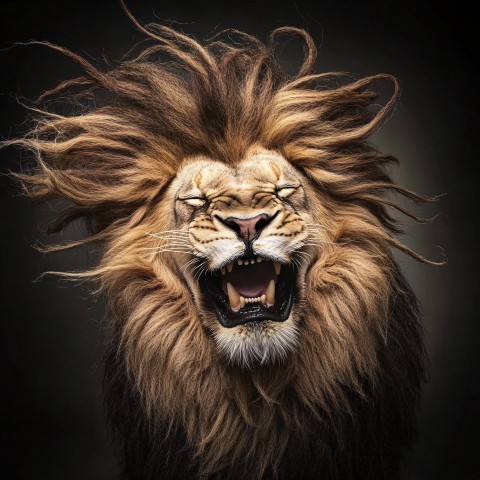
[1,1,477,479]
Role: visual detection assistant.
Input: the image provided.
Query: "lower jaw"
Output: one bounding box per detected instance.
[210,294,294,328]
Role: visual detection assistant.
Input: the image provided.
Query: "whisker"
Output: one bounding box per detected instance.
[305,222,328,228]
[147,240,191,245]
[182,257,202,273]
[305,223,330,234]
[144,243,192,249]
[150,237,190,243]
[306,240,338,245]
[155,236,190,239]
[153,242,191,247]
[149,237,190,242]
[149,232,189,239]
[294,251,312,262]
[150,249,200,255]
[192,262,208,282]
[291,257,301,268]
[150,229,189,234]
[143,248,192,253]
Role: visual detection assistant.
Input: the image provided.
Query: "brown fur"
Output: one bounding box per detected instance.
[4,6,440,478]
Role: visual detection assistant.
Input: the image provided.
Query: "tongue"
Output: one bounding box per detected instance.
[231,280,268,298]
[222,262,276,297]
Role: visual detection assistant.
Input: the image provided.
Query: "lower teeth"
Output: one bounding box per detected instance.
[233,294,270,311]
[245,296,263,304]
[226,280,276,312]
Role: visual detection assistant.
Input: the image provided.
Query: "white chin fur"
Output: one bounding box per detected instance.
[213,319,298,367]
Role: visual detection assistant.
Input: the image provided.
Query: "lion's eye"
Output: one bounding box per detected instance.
[182,197,207,207]
[275,185,298,198]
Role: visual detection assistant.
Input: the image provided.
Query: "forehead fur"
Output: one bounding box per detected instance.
[172,151,301,194]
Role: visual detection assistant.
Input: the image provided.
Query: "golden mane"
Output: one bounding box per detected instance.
[4,5,440,478]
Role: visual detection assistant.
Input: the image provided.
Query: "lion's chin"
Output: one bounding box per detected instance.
[213,318,299,367]
[198,256,297,328]
[193,254,301,366]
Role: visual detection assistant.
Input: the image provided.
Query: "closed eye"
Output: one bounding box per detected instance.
[179,197,208,207]
[275,185,298,198]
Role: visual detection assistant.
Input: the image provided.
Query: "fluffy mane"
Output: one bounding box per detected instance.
[5,6,440,479]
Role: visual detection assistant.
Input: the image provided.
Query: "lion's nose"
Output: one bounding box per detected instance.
[223,214,273,241]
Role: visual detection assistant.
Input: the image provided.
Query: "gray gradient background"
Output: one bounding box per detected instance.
[1,1,477,479]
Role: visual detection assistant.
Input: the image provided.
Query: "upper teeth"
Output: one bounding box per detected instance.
[221,258,281,275]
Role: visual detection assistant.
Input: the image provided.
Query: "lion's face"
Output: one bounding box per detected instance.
[165,150,314,366]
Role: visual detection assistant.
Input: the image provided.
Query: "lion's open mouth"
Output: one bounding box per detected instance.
[199,257,296,328]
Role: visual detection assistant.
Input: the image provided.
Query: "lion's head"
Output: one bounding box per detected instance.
[6,8,438,478]
[167,150,313,366]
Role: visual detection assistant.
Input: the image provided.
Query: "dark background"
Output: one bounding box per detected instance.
[0,1,477,478]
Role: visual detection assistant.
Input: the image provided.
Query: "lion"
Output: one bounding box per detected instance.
[6,6,440,480]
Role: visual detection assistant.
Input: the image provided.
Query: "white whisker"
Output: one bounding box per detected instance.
[150,229,189,235]
[149,236,190,241]
[192,262,208,282]
[151,249,200,255]
[182,257,202,273]
[307,240,337,245]
[155,242,191,247]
